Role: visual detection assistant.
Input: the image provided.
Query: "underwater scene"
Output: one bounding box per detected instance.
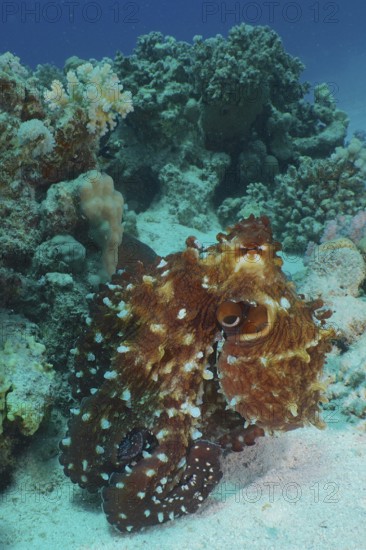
[1,1,366,549]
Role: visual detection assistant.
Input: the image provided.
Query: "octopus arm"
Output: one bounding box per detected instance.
[60,385,150,491]
[102,439,222,532]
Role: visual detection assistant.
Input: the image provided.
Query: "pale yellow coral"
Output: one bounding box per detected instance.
[79,170,124,277]
[0,314,54,437]
[44,62,133,137]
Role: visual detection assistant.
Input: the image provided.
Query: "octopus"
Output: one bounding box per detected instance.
[60,215,334,533]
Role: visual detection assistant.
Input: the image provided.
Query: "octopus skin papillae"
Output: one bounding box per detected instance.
[60,215,333,533]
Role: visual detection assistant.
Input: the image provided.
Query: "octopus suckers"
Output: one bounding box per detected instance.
[121,388,131,401]
[157,512,164,523]
[280,297,291,309]
[100,418,111,429]
[288,403,298,417]
[191,429,203,439]
[182,333,194,345]
[177,457,186,468]
[107,283,121,290]
[104,370,118,380]
[157,453,169,462]
[183,361,196,372]
[117,344,129,353]
[203,368,213,380]
[181,403,201,418]
[156,429,169,440]
[177,308,187,319]
[150,323,166,334]
[157,259,167,269]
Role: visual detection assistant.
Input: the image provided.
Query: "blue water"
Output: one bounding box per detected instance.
[1,0,365,134]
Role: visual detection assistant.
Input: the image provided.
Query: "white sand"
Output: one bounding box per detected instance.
[1,423,365,550]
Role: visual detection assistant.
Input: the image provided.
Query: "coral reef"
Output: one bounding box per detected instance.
[106,24,348,232]
[219,137,366,252]
[1,22,365,515]
[301,238,366,299]
[0,310,55,478]
[296,237,366,426]
[325,333,366,424]
[0,51,130,374]
[44,62,133,138]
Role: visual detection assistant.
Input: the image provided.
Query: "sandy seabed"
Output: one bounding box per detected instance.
[1,210,366,550]
[1,423,365,550]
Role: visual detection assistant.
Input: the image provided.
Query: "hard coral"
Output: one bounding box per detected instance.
[0,310,54,437]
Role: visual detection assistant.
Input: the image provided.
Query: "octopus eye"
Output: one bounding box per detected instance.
[216,301,243,328]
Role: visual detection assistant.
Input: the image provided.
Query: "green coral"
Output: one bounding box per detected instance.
[219,137,366,253]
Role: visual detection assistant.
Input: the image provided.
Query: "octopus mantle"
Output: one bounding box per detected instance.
[60,215,333,533]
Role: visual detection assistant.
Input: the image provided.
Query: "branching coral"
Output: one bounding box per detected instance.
[44,62,133,138]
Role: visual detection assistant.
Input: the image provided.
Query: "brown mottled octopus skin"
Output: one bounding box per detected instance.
[60,215,334,533]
